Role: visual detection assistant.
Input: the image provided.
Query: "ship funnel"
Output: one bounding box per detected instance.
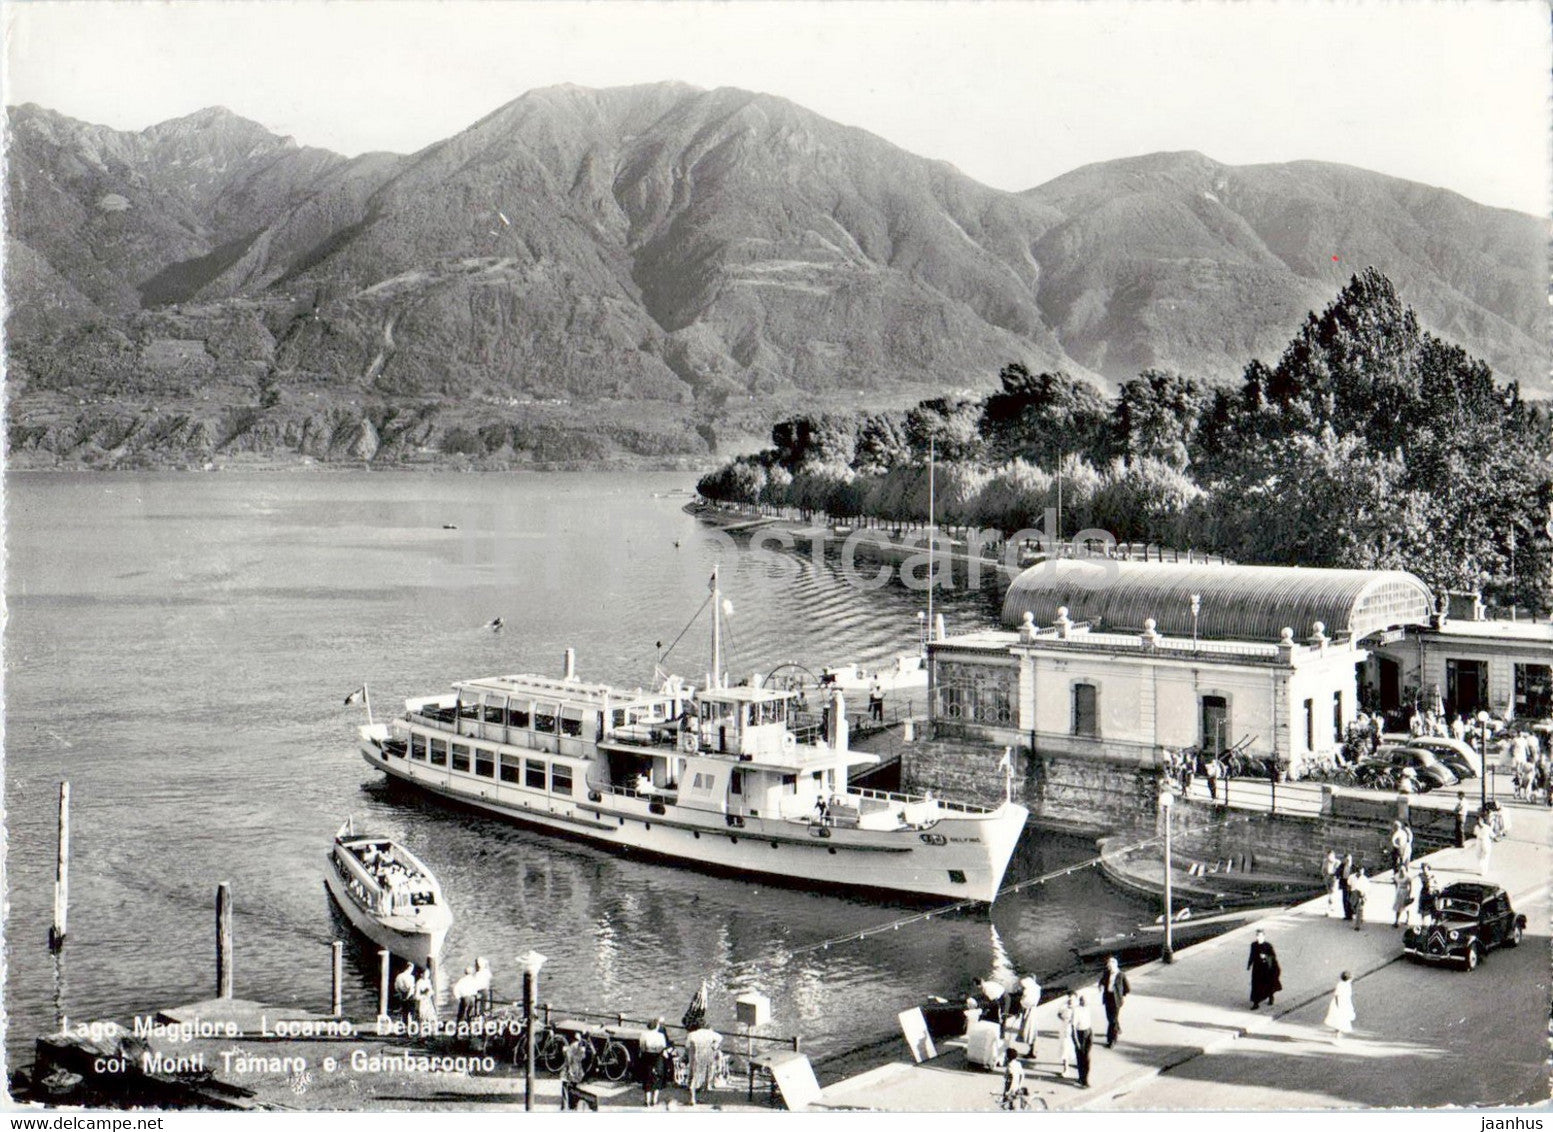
[563,648,576,680]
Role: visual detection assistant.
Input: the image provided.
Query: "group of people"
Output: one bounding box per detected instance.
[357,844,433,914]
[1507,730,1552,805]
[1162,748,1233,800]
[556,1018,690,1111]
[391,961,442,1026]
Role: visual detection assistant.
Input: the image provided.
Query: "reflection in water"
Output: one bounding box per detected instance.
[4,472,1154,1071]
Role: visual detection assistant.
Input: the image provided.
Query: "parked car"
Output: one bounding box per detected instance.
[1373,745,1458,790]
[1402,882,1526,970]
[1405,737,1482,779]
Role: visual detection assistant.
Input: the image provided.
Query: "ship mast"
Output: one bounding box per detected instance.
[710,564,722,689]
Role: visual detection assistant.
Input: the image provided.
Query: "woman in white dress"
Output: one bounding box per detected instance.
[1475,812,1496,875]
[1323,971,1356,1042]
[1055,992,1078,1077]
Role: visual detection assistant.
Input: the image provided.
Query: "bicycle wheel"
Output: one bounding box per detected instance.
[598,1041,631,1082]
[539,1031,568,1073]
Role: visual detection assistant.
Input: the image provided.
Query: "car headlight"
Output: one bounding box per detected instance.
[1448,930,1460,941]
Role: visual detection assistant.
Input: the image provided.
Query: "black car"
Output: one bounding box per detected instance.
[1402,881,1526,970]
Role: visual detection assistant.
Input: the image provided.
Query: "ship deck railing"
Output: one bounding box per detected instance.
[849,785,998,815]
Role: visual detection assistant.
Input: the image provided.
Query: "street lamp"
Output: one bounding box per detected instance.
[1190,594,1201,651]
[1476,710,1491,812]
[518,949,548,1111]
[1159,789,1175,963]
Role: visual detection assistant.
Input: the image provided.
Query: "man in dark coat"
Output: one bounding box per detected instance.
[1338,853,1355,920]
[1247,929,1282,1009]
[1453,792,1467,848]
[1097,956,1130,1048]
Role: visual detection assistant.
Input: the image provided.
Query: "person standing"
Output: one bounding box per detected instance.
[1070,993,1095,1087]
[1056,992,1078,1079]
[1097,956,1129,1048]
[1475,808,1497,875]
[869,681,884,723]
[684,1026,723,1107]
[636,1018,670,1108]
[1322,850,1342,918]
[1391,867,1414,928]
[559,1031,591,1110]
[1417,864,1437,919]
[1204,755,1220,802]
[413,966,439,1027]
[1338,853,1356,921]
[453,965,478,1025]
[1323,971,1356,1043]
[393,962,418,1025]
[1246,929,1281,1009]
[1348,868,1368,931]
[1453,792,1468,848]
[1015,974,1041,1056]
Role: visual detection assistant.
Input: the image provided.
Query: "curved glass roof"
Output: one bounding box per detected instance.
[1001,560,1433,642]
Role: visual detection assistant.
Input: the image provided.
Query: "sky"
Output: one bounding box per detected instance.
[3,0,1550,215]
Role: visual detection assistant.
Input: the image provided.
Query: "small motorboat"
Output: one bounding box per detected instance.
[324,820,451,966]
[1071,904,1286,965]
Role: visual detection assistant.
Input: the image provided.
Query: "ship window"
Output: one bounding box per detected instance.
[525,760,547,790]
[451,743,471,772]
[535,708,557,734]
[730,770,743,795]
[612,710,627,728]
[781,774,797,793]
[499,753,521,783]
[475,749,495,778]
[483,700,504,724]
[429,738,448,766]
[551,764,573,795]
[410,734,427,761]
[457,697,479,720]
[561,710,584,738]
[507,704,531,728]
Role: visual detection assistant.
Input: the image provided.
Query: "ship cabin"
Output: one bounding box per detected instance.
[601,685,882,826]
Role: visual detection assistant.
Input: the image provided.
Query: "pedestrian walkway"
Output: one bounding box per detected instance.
[815,796,1551,1111]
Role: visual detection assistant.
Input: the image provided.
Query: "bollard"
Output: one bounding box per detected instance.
[50,783,70,952]
[331,941,344,1017]
[378,950,391,1019]
[216,883,233,999]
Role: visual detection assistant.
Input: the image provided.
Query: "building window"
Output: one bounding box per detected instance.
[1304,699,1315,752]
[1201,695,1229,755]
[935,662,1015,726]
[1332,691,1343,743]
[1072,683,1098,738]
[1515,664,1551,718]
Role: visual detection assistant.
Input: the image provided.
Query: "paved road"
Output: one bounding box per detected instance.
[818,796,1551,1112]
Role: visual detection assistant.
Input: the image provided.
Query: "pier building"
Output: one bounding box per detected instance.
[927,561,1436,779]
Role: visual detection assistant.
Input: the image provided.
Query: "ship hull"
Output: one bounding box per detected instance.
[323,854,448,967]
[362,745,1027,903]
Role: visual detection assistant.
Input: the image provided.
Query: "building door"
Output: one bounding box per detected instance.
[1073,684,1098,738]
[1377,657,1400,712]
[1445,660,1487,716]
[1201,695,1229,754]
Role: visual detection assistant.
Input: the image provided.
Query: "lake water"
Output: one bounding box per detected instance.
[3,470,1154,1076]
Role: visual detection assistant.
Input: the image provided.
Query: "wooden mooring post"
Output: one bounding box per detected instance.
[216,882,233,999]
[378,949,391,1019]
[49,782,70,952]
[331,941,344,1017]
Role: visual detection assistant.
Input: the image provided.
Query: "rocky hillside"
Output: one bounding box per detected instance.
[5,85,1547,468]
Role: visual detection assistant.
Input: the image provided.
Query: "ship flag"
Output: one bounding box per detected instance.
[681,979,709,1031]
[343,686,366,705]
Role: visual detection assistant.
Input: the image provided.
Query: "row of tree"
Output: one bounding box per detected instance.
[698,270,1553,612]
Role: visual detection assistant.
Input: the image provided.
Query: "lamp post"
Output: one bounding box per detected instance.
[1159,789,1175,963]
[1476,710,1491,812]
[518,949,547,1111]
[1190,594,1201,652]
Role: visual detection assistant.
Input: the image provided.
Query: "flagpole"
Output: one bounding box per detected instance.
[926,439,935,643]
[364,682,373,727]
[710,567,722,689]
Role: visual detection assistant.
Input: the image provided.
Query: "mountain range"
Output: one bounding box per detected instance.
[5,83,1548,467]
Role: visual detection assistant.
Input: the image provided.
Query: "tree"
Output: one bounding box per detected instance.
[1110,370,1210,469]
[980,367,1110,467]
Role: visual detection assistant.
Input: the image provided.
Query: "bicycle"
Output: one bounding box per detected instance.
[552,1020,634,1082]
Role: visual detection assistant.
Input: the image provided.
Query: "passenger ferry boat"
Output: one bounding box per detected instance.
[357,573,1028,903]
[324,820,452,966]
